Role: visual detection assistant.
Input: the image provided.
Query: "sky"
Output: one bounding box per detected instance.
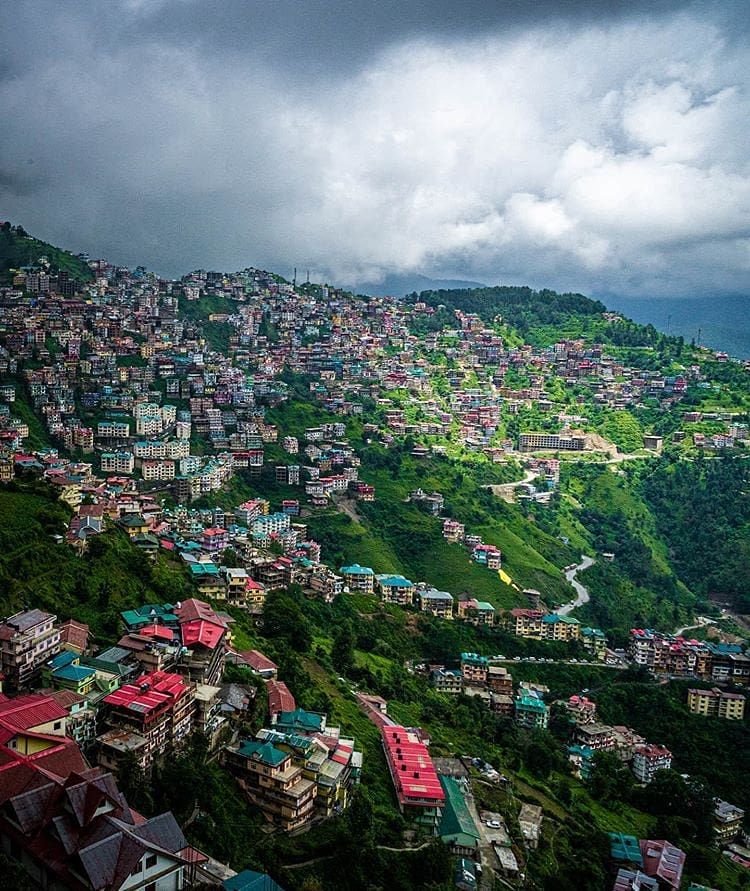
[1,0,749,297]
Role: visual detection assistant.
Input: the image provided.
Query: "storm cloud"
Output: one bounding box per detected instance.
[1,0,749,296]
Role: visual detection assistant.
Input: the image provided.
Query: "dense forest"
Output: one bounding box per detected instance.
[643,457,750,612]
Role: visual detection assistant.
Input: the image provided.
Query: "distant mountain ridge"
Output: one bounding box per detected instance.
[353,272,487,297]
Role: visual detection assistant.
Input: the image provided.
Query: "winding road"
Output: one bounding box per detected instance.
[557,555,595,615]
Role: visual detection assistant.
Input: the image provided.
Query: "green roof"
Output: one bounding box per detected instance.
[461,652,488,665]
[439,776,480,847]
[474,601,495,612]
[237,740,288,767]
[223,870,285,891]
[340,563,374,575]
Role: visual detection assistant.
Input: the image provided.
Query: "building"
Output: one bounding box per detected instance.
[222,738,316,831]
[486,665,513,696]
[581,626,608,660]
[508,608,544,639]
[687,687,745,720]
[340,563,375,594]
[519,432,586,452]
[541,613,581,642]
[375,574,415,605]
[460,653,489,686]
[632,744,672,784]
[573,723,615,752]
[0,609,61,689]
[381,725,445,834]
[514,692,549,730]
[456,598,495,626]
[419,588,454,619]
[99,669,195,772]
[564,694,597,724]
[713,799,745,844]
[0,738,203,891]
[638,839,685,890]
[429,667,463,695]
[438,774,481,858]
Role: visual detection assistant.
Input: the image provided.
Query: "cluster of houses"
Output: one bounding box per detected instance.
[0,601,364,849]
[630,629,750,688]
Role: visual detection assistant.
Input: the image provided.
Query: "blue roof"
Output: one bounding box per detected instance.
[223,871,286,891]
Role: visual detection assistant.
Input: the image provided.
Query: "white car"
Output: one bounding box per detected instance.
[487,820,501,828]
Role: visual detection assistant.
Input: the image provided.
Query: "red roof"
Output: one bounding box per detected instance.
[381,725,445,807]
[0,694,68,732]
[181,619,225,650]
[138,624,175,641]
[266,680,295,716]
[239,650,277,673]
[103,671,189,716]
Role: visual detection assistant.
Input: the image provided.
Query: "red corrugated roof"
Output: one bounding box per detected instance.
[382,725,444,807]
[181,619,224,650]
[0,694,68,731]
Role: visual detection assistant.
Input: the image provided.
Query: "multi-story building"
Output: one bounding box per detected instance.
[97,420,130,438]
[222,738,317,831]
[687,687,745,720]
[581,626,608,660]
[381,725,445,834]
[541,614,581,642]
[419,588,454,619]
[99,669,195,772]
[460,652,489,686]
[713,799,745,844]
[101,450,135,474]
[573,723,615,752]
[340,563,375,594]
[0,609,61,689]
[563,694,597,724]
[430,667,463,695]
[508,608,545,639]
[631,744,672,784]
[456,598,496,625]
[514,692,549,730]
[375,574,415,605]
[519,432,585,451]
[487,665,513,696]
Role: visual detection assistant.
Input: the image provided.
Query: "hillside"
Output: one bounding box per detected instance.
[0,221,93,285]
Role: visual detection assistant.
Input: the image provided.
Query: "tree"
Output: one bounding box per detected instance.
[331,621,355,675]
[588,750,633,807]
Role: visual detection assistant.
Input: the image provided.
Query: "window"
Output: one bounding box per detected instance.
[53,722,62,730]
[146,884,156,891]
[145,854,157,869]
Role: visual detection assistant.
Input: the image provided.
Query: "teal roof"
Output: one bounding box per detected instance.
[53,664,95,682]
[474,601,495,612]
[516,694,548,713]
[543,613,580,625]
[189,562,220,576]
[376,574,414,587]
[121,604,177,627]
[609,832,643,867]
[276,709,324,733]
[582,627,606,638]
[48,651,78,670]
[340,563,374,576]
[461,652,489,666]
[223,870,285,891]
[237,740,288,767]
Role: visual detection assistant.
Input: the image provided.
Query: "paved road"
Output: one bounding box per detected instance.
[557,555,595,615]
[673,616,717,636]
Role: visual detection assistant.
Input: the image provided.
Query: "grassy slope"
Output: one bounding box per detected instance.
[0,225,92,283]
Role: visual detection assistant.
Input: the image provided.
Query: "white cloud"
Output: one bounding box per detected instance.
[1,7,749,296]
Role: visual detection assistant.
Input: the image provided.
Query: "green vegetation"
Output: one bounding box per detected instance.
[0,221,92,284]
[0,483,192,643]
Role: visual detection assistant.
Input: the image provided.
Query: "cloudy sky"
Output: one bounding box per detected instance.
[1,0,749,297]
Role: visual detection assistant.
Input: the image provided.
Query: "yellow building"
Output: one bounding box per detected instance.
[687,687,745,720]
